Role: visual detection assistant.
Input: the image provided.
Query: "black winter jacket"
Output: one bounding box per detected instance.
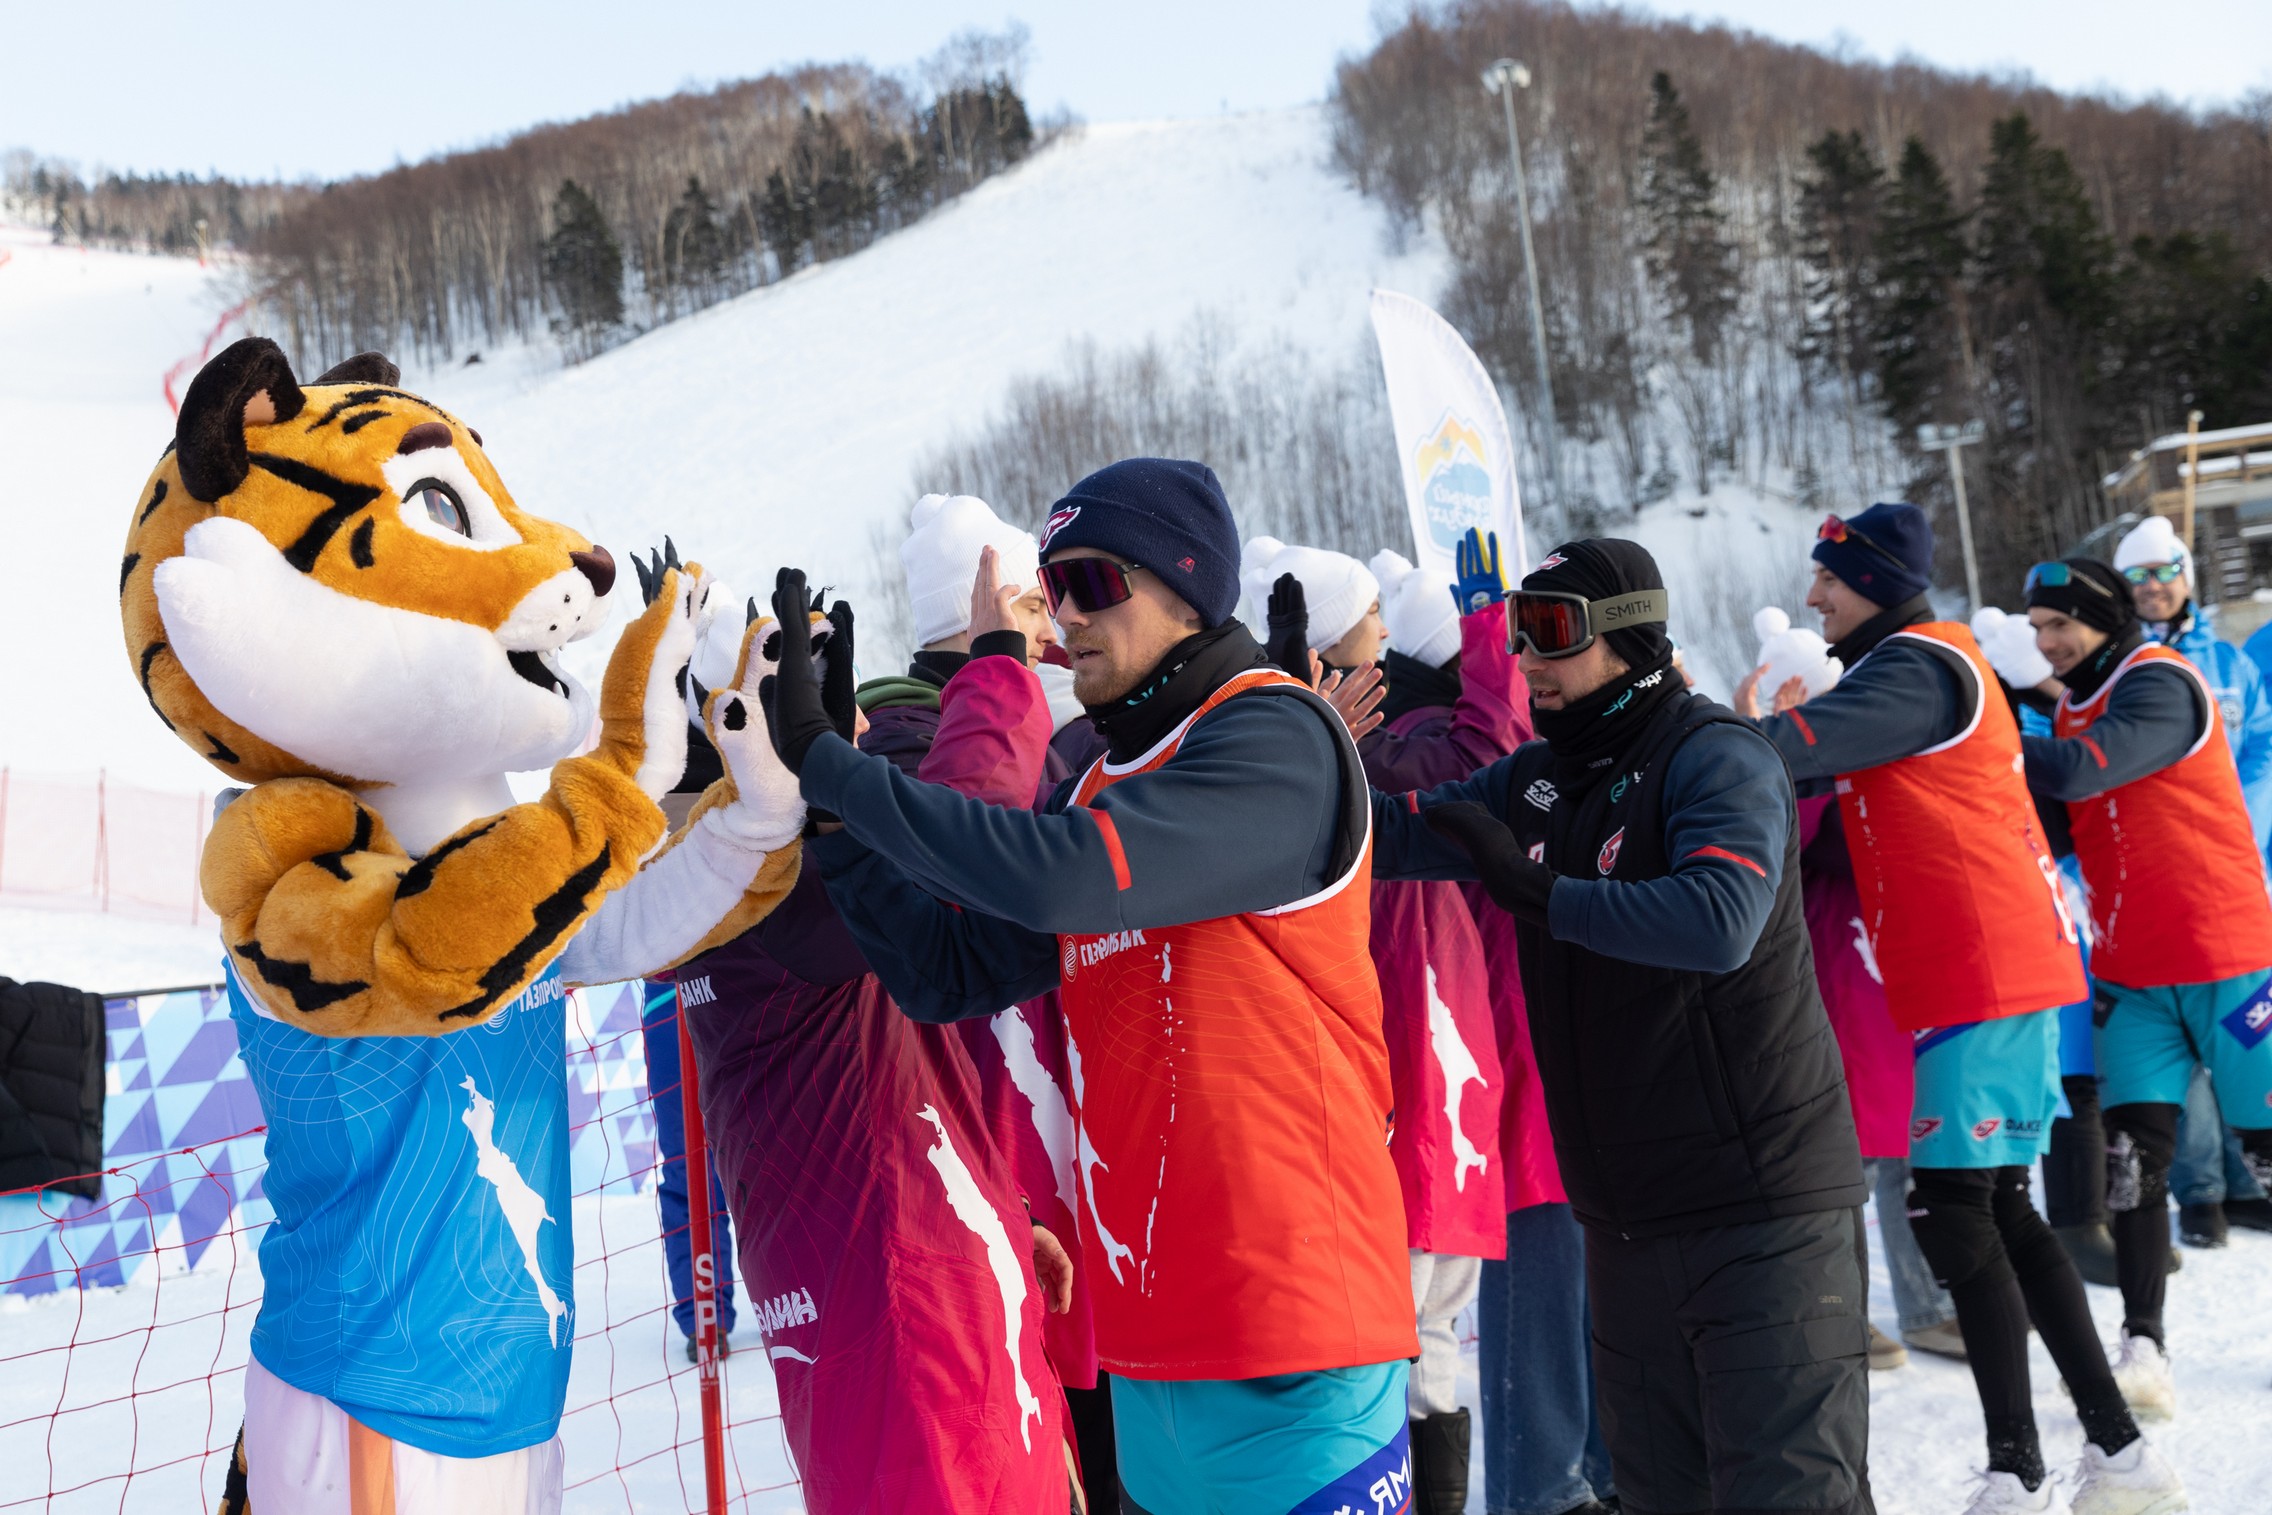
[1378,693,1864,1237]
[0,978,107,1200]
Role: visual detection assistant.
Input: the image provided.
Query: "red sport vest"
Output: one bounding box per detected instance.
[2054,642,2272,988]
[1059,668,1417,1380]
[1833,624,2085,1031]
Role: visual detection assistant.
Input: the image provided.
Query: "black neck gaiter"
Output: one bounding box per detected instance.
[2063,625,2146,703]
[1827,593,1934,669]
[1379,650,1462,726]
[1088,620,1270,763]
[1531,645,1685,791]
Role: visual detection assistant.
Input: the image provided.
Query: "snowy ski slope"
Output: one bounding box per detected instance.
[4,104,2265,1513]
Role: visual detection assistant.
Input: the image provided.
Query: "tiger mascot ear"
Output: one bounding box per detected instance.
[175,336,307,503]
[313,351,401,387]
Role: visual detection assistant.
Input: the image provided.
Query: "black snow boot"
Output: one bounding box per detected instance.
[1409,1409,1470,1515]
[2179,1201,2229,1247]
[2226,1196,2272,1232]
[2053,1221,2120,1286]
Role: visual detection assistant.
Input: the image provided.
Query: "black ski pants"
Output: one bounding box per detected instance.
[1585,1208,1876,1515]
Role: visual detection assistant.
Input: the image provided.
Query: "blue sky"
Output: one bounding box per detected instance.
[6,1,2267,182]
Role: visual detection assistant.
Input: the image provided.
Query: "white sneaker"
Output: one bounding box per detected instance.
[2068,1436,2189,1515]
[1961,1469,2071,1513]
[2109,1332,2177,1421]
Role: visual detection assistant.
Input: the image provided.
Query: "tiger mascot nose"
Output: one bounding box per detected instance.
[570,546,616,597]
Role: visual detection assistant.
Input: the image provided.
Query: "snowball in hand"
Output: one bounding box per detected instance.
[1752,606,1843,699]
[1972,606,2054,689]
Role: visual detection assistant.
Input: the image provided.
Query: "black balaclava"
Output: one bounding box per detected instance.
[1522,539,1683,779]
[2027,558,2141,701]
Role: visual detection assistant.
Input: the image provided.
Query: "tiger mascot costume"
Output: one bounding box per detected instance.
[122,337,810,1514]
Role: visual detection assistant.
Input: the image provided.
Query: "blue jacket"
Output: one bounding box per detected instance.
[2160,613,2272,853]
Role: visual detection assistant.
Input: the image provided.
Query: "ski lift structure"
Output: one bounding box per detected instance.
[2102,415,2272,638]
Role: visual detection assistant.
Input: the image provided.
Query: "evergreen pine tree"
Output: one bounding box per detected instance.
[1637,71,1738,363]
[664,175,727,303]
[1868,137,1969,437]
[759,167,808,273]
[541,179,624,348]
[1794,129,1884,396]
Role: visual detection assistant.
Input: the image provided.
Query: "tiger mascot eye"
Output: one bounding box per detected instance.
[127,337,809,1511]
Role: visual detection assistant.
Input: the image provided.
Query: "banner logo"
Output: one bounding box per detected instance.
[1411,412,1495,553]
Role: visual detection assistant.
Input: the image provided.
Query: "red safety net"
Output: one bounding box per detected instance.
[0,984,806,1513]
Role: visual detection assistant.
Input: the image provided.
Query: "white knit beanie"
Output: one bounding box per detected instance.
[2113,515,2193,580]
[901,493,1042,648]
[1239,536,1380,652]
[1369,549,1462,669]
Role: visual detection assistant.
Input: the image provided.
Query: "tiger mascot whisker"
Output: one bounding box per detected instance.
[125,337,808,1513]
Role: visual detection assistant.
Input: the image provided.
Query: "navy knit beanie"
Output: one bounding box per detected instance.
[1039,458,1242,628]
[1812,501,1933,607]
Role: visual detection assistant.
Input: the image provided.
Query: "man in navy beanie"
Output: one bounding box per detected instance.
[1734,506,2152,1510]
[762,458,1424,1512]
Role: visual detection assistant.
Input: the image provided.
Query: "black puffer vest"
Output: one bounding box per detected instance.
[1503,692,1863,1237]
[0,978,107,1200]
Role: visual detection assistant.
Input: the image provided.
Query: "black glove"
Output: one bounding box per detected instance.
[766,567,842,776]
[820,595,857,739]
[1425,801,1555,924]
[1265,572,1313,686]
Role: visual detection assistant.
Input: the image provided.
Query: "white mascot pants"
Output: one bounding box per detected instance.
[246,1360,563,1514]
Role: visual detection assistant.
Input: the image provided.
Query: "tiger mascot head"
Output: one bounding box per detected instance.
[121,337,612,789]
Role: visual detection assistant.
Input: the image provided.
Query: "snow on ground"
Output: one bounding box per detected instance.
[0,1194,802,1514]
[10,1168,2265,1513]
[0,904,223,995]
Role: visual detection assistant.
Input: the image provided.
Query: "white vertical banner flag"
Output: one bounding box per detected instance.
[1369,289,1526,583]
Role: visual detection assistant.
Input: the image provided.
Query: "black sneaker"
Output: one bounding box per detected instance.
[2180,1201,2229,1248]
[2225,1196,2272,1232]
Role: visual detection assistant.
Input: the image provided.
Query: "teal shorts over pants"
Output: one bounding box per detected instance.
[2096,971,2272,1122]
[1114,1360,1413,1515]
[1908,1009,2062,1169]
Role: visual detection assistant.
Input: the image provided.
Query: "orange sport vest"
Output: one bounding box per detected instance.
[1833,624,2085,1031]
[1058,668,1417,1381]
[2054,642,2272,989]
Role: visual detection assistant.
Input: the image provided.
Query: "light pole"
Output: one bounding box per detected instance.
[1918,420,1987,608]
[1483,58,1562,525]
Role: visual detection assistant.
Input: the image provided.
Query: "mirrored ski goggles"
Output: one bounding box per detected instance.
[1508,588,1671,659]
[2023,561,2117,599]
[2121,562,2185,585]
[1039,556,1149,615]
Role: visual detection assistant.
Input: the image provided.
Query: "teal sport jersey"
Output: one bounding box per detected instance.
[1908,1010,2062,1170]
[228,958,575,1458]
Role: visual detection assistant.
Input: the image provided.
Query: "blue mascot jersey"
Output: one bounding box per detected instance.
[228,958,575,1458]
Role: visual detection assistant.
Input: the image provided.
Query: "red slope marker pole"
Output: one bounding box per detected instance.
[676,990,728,1515]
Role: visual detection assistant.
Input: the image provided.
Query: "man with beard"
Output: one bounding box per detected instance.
[766,458,1418,1515]
[1364,538,1877,1515]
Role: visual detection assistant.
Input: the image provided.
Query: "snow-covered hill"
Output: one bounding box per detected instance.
[2,109,1450,791]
